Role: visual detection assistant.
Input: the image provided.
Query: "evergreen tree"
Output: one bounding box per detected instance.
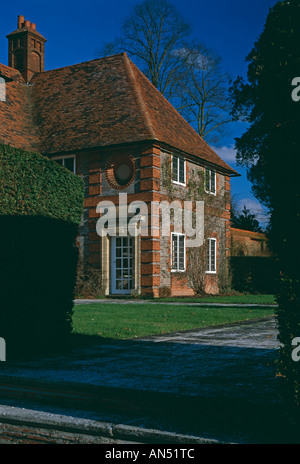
[229,0,300,413]
[231,205,263,233]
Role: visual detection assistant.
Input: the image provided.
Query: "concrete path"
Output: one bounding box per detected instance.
[74,298,278,308]
[139,317,280,349]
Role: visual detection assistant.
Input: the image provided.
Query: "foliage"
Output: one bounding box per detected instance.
[229,0,300,411]
[230,256,279,294]
[161,155,230,294]
[161,156,175,198]
[0,143,83,225]
[75,258,104,299]
[186,245,206,295]
[0,144,84,360]
[231,204,263,233]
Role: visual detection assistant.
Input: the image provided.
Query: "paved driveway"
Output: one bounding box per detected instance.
[139,317,280,349]
[0,316,288,444]
[0,317,280,400]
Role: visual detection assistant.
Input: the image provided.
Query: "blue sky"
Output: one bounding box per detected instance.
[0,0,278,226]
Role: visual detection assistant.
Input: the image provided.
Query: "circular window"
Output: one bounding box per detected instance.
[115,163,133,185]
[105,154,136,190]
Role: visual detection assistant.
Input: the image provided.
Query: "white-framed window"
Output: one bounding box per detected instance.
[172,155,186,185]
[52,155,76,174]
[171,233,186,271]
[205,168,216,194]
[206,238,217,273]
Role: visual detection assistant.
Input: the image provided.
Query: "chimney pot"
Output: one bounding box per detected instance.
[8,17,47,82]
[18,15,25,29]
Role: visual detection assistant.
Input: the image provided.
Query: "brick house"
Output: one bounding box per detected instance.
[0,17,239,297]
[230,228,272,257]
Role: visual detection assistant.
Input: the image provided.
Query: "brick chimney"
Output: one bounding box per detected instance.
[6,16,47,83]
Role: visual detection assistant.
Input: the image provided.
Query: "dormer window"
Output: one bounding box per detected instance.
[172,155,186,186]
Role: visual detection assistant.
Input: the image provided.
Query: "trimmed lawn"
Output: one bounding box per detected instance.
[158,294,276,305]
[72,303,275,340]
[87,294,277,305]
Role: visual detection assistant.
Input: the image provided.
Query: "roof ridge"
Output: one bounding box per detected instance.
[0,63,25,83]
[30,54,126,78]
[126,57,237,175]
[122,52,157,141]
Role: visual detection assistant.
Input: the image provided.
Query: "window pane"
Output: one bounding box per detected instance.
[172,235,178,270]
[206,239,211,271]
[179,235,185,270]
[211,171,216,194]
[205,169,210,191]
[172,156,178,182]
[116,248,121,257]
[211,239,216,272]
[179,158,185,184]
[64,157,75,173]
[206,239,216,272]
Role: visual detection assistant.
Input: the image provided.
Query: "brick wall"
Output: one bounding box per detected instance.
[74,143,231,297]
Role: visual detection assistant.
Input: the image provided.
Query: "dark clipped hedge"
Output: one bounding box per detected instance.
[0,144,84,360]
[230,256,279,294]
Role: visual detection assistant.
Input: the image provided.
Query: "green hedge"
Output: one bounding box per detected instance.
[230,256,279,294]
[0,144,84,360]
[0,144,83,224]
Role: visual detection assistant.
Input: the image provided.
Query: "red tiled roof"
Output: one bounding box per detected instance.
[127,55,237,174]
[0,53,238,175]
[0,63,39,151]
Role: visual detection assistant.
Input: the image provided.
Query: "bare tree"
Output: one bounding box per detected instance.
[100,0,232,142]
[175,42,233,143]
[101,0,191,100]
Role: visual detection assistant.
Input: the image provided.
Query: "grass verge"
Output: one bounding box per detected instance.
[158,294,276,305]
[72,303,275,340]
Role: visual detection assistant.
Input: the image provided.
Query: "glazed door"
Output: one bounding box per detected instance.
[111,236,134,294]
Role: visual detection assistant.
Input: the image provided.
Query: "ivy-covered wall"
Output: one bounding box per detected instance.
[159,150,231,295]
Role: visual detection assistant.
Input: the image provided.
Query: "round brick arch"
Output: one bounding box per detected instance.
[105,153,136,190]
